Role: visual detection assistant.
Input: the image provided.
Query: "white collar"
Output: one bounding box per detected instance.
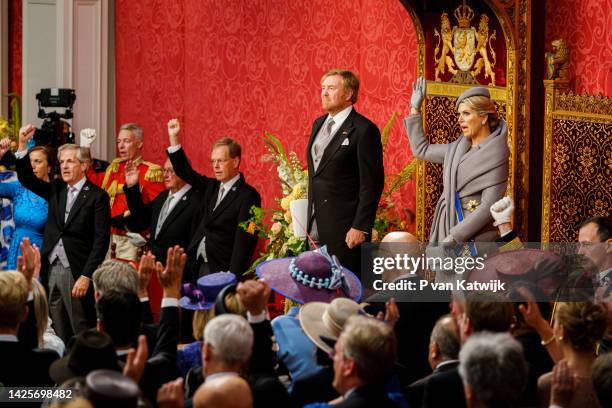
[326,105,353,126]
[205,371,239,383]
[0,334,18,342]
[68,176,87,192]
[168,184,192,201]
[220,173,241,192]
[436,359,459,370]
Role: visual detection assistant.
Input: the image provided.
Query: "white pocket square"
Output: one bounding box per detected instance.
[341,138,349,146]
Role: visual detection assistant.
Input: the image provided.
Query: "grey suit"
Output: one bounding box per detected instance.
[404,114,509,245]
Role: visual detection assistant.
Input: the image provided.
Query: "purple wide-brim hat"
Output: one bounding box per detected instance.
[179,271,237,310]
[256,252,362,304]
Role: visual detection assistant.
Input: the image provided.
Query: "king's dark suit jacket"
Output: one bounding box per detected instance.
[168,147,261,277]
[306,108,384,277]
[16,152,111,324]
[123,184,203,272]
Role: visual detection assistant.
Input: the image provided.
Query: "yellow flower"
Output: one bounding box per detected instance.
[292,183,304,199]
[284,211,292,223]
[280,195,293,211]
[270,222,282,236]
[246,222,256,235]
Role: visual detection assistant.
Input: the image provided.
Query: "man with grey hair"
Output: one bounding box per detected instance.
[458,332,527,408]
[14,124,111,343]
[92,260,139,298]
[406,314,460,406]
[102,122,164,261]
[202,314,254,378]
[331,315,398,407]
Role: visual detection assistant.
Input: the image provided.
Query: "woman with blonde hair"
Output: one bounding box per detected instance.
[31,279,65,356]
[537,301,608,407]
[404,78,509,249]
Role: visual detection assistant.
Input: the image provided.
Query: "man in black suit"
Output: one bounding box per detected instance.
[306,69,384,278]
[331,315,399,408]
[14,124,111,343]
[404,314,459,407]
[123,157,202,276]
[165,118,261,278]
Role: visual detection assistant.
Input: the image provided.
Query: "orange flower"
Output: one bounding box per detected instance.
[246,222,257,235]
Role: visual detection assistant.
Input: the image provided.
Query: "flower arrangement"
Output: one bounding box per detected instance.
[0,93,21,147]
[241,113,417,274]
[373,112,417,240]
[240,132,308,274]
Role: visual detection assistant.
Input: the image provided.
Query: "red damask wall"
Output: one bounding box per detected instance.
[8,0,22,96]
[545,0,612,96]
[115,0,418,224]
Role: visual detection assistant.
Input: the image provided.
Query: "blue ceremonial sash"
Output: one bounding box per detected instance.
[455,192,477,257]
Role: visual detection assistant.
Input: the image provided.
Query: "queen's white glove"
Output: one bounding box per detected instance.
[126,232,147,248]
[79,128,97,148]
[490,196,514,227]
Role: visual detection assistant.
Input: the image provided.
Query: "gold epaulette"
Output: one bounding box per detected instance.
[102,158,127,190]
[499,237,523,252]
[143,161,164,183]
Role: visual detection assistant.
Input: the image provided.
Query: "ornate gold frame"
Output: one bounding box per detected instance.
[400,0,528,241]
[541,81,612,242]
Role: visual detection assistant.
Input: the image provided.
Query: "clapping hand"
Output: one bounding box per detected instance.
[410,76,426,112]
[376,298,400,328]
[550,360,576,407]
[157,378,184,408]
[124,335,148,384]
[156,245,186,299]
[124,160,140,187]
[167,119,181,146]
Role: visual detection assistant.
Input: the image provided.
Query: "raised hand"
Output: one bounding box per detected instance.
[0,138,11,157]
[79,128,97,148]
[410,76,426,112]
[18,124,36,150]
[17,237,38,290]
[237,279,271,316]
[167,118,181,146]
[124,160,140,187]
[157,245,186,299]
[550,360,576,407]
[124,335,149,384]
[138,251,156,298]
[157,378,184,408]
[376,298,400,328]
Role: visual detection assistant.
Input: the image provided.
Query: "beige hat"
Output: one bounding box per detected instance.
[299,297,367,354]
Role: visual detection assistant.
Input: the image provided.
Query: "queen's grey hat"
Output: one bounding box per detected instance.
[455,86,491,109]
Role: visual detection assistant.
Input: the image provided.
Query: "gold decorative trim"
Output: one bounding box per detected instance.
[541,81,612,242]
[426,81,508,100]
[555,92,612,116]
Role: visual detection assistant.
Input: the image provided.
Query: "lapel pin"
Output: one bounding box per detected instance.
[341,138,350,146]
[182,196,187,201]
[232,186,236,191]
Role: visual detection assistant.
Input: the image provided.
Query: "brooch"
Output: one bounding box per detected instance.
[466,200,479,212]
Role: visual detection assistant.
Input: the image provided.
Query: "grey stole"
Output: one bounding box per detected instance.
[430,120,509,244]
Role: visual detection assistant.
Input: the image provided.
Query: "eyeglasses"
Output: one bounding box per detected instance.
[210,159,230,166]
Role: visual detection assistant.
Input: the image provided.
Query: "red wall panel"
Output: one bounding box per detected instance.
[115,0,419,224]
[545,0,612,96]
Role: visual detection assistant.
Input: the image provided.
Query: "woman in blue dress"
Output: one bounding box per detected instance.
[0,140,56,269]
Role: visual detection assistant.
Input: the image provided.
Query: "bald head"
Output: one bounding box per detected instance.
[193,376,253,408]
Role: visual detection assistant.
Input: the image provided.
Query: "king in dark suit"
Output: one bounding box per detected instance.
[165,119,261,278]
[13,124,111,343]
[306,69,384,278]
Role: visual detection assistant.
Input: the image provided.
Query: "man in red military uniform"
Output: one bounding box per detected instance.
[102,123,165,261]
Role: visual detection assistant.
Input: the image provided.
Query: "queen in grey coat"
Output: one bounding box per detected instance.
[404,78,509,246]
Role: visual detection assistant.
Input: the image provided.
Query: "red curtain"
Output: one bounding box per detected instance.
[115,0,419,222]
[9,0,22,97]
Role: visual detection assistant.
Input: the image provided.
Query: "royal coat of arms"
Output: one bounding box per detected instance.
[433,1,497,85]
